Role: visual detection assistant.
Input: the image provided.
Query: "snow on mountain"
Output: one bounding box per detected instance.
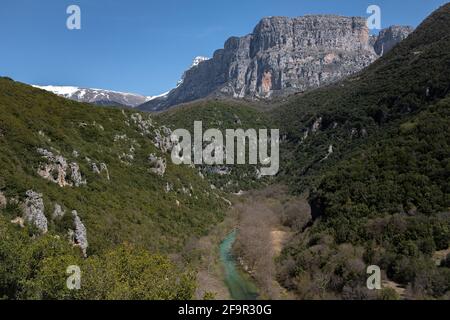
[32,85,165,108]
[176,56,210,87]
[191,56,210,68]
[32,56,208,109]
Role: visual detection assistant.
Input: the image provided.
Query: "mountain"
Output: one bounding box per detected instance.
[139,15,413,111]
[176,56,210,87]
[0,77,244,299]
[1,2,448,301]
[0,71,276,299]
[32,85,162,108]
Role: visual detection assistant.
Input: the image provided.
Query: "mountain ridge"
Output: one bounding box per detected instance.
[32,85,167,108]
[139,15,413,111]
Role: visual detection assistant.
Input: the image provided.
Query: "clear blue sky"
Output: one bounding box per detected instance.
[0,0,447,96]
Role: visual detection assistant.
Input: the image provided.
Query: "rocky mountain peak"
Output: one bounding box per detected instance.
[139,14,413,111]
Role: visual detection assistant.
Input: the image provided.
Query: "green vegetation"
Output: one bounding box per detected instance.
[278,100,450,299]
[1,3,450,301]
[0,77,228,299]
[275,4,450,299]
[0,77,226,253]
[157,100,274,192]
[0,216,195,299]
[276,3,450,193]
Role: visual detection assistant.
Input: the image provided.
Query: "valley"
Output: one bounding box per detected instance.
[1,3,450,301]
[192,186,301,300]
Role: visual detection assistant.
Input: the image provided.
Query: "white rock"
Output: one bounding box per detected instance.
[0,191,6,209]
[53,203,65,219]
[100,163,110,180]
[72,210,88,257]
[148,154,166,176]
[11,217,25,228]
[23,190,47,233]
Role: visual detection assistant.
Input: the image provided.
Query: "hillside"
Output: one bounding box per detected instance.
[156,99,274,192]
[0,77,229,299]
[276,2,450,192]
[273,3,450,299]
[1,2,449,302]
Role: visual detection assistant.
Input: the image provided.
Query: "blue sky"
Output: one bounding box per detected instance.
[0,0,447,96]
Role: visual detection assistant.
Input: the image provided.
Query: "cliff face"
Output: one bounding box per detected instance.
[139,15,413,111]
[218,15,377,99]
[373,25,415,55]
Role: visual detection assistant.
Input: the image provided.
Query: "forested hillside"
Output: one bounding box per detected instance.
[156,100,275,192]
[274,3,450,299]
[0,77,228,299]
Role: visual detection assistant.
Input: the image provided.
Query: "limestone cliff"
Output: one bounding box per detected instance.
[139,15,413,111]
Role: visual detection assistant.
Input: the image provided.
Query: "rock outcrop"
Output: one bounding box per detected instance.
[153,126,176,153]
[148,154,167,176]
[0,191,6,209]
[23,190,48,233]
[100,163,110,180]
[37,148,86,187]
[91,162,110,180]
[71,210,88,257]
[53,203,65,219]
[69,162,85,187]
[139,15,413,111]
[130,113,154,136]
[373,25,414,56]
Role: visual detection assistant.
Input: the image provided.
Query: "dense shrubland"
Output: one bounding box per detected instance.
[0,216,195,299]
[274,4,450,299]
[156,101,275,192]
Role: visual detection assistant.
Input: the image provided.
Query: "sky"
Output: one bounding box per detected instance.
[0,0,448,96]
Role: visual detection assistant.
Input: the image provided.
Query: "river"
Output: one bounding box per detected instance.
[219,230,259,300]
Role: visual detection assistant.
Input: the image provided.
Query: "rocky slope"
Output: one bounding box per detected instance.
[0,78,232,256]
[372,25,415,55]
[139,15,413,111]
[32,85,160,108]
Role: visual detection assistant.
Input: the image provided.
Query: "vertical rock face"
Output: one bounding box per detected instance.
[99,163,110,181]
[139,15,412,111]
[373,25,415,55]
[72,210,88,257]
[53,203,65,219]
[23,190,48,233]
[0,191,6,209]
[69,163,86,187]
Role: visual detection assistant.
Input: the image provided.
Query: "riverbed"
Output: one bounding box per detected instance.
[219,230,259,300]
